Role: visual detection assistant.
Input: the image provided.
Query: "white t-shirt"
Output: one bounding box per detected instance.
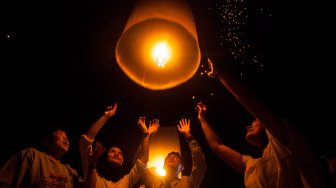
[243,121,325,188]
[0,148,82,188]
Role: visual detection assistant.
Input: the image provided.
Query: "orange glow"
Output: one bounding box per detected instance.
[115,0,200,90]
[147,127,181,177]
[147,155,166,176]
[153,42,170,68]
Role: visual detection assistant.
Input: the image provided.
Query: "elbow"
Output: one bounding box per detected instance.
[143,157,149,164]
[139,156,149,164]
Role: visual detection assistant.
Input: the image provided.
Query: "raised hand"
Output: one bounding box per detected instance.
[148,119,160,138]
[205,58,218,78]
[177,118,192,138]
[138,117,148,134]
[195,102,207,121]
[105,103,117,118]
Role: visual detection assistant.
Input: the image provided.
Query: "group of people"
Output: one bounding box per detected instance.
[0,58,331,188]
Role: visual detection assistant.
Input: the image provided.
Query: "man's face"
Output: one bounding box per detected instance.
[50,130,70,154]
[107,147,124,167]
[164,153,183,173]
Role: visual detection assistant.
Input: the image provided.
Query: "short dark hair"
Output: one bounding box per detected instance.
[166,151,184,166]
[41,125,67,145]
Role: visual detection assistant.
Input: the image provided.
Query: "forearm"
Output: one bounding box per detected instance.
[199,118,224,149]
[199,118,243,173]
[218,73,287,142]
[188,139,206,187]
[218,73,264,117]
[139,134,150,164]
[85,115,110,140]
[84,168,97,188]
[215,145,243,174]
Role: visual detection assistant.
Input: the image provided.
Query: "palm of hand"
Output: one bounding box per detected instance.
[178,119,190,135]
[148,124,159,135]
[180,126,190,134]
[105,106,116,117]
[196,102,207,119]
[105,111,114,117]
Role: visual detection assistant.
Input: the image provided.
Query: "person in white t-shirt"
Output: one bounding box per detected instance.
[0,126,84,188]
[194,58,326,188]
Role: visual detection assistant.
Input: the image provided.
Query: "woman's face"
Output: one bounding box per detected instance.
[245,119,267,146]
[106,147,124,167]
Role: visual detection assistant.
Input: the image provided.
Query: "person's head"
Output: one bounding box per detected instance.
[97,145,125,181]
[105,146,124,167]
[163,151,184,177]
[42,126,69,159]
[245,119,268,149]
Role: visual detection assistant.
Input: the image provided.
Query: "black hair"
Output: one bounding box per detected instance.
[40,125,68,149]
[166,151,184,166]
[96,144,126,182]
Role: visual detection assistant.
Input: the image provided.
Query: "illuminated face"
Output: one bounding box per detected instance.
[50,130,70,154]
[107,147,124,167]
[164,153,183,173]
[245,119,267,146]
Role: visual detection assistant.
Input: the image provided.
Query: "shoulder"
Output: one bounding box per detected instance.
[17,147,42,157]
[8,148,44,163]
[242,155,254,164]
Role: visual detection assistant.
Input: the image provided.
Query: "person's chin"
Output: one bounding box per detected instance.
[245,134,254,143]
[62,147,69,152]
[110,160,122,167]
[58,148,68,155]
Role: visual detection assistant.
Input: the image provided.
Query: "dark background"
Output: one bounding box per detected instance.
[1,0,333,187]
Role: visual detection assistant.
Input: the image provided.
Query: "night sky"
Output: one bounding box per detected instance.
[1,0,332,187]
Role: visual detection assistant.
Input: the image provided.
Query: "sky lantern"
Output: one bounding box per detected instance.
[115,0,201,90]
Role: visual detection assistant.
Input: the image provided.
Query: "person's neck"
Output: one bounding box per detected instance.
[258,139,269,154]
[165,173,178,182]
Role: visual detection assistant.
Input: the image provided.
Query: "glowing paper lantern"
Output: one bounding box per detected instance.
[147,126,181,177]
[115,0,201,90]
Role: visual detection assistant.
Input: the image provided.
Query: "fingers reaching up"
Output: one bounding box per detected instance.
[138,117,160,136]
[105,103,117,118]
[206,58,218,78]
[195,102,207,121]
[148,119,160,137]
[177,118,191,138]
[138,117,147,134]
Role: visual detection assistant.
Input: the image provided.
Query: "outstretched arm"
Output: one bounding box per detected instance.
[85,103,117,140]
[196,103,244,174]
[206,58,287,144]
[79,104,117,182]
[137,117,160,164]
[177,118,207,187]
